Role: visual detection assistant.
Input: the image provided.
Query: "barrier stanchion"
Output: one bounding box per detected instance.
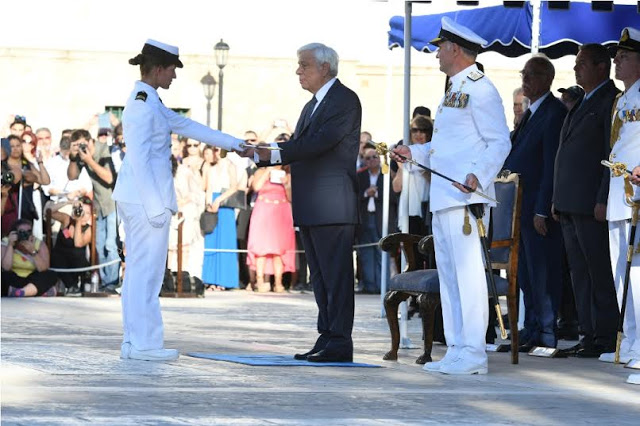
[45,208,52,254]
[84,212,112,297]
[162,213,197,298]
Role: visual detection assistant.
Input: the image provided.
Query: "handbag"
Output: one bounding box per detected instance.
[199,211,218,235]
[219,190,247,210]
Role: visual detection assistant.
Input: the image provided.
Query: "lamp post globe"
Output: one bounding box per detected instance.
[200,71,217,127]
[214,39,229,131]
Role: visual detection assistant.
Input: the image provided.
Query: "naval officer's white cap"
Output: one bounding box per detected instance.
[609,27,640,57]
[140,39,184,68]
[429,16,488,53]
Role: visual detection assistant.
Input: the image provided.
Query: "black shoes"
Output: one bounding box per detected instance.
[294,348,322,360]
[306,349,353,363]
[576,344,613,358]
[556,327,579,341]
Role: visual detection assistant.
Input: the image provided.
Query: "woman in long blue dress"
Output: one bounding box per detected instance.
[202,148,239,290]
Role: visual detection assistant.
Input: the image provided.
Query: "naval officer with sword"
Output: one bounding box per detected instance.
[391,17,511,375]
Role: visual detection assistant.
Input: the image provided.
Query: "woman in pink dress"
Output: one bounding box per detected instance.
[247,165,295,292]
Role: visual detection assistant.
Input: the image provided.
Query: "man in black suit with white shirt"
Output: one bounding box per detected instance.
[254,43,361,362]
[553,43,620,358]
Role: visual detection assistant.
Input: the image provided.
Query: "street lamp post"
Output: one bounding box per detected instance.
[214,39,229,131]
[200,72,217,127]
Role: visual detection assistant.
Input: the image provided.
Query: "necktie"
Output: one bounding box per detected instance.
[511,108,531,144]
[301,96,318,129]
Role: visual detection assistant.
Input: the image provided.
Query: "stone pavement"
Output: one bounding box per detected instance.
[2,292,639,425]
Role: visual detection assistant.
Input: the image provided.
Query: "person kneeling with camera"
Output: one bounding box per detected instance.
[48,196,93,296]
[1,219,57,297]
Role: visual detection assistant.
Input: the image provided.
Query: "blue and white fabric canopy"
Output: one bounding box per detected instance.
[388,1,640,58]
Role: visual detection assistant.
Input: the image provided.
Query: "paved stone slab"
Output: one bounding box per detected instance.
[2,293,639,425]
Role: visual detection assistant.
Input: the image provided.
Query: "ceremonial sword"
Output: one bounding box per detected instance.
[375,142,498,204]
[602,159,639,363]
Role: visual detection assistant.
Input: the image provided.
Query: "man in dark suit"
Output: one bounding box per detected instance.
[254,43,361,362]
[553,43,620,358]
[503,56,566,350]
[356,147,396,294]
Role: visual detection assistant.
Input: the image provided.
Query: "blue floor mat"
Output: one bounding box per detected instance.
[187,353,381,368]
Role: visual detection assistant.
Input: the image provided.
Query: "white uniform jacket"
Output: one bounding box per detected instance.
[113,81,243,221]
[410,64,511,212]
[607,79,640,222]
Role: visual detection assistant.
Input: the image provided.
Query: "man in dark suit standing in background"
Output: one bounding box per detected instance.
[503,55,566,351]
[356,147,397,294]
[255,43,361,363]
[553,43,620,358]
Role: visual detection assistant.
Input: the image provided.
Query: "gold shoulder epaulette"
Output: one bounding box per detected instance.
[467,71,485,82]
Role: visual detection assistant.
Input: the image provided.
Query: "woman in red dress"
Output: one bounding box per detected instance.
[247,165,296,292]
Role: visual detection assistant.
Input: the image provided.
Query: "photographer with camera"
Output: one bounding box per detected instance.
[48,196,93,296]
[1,218,56,297]
[68,129,119,291]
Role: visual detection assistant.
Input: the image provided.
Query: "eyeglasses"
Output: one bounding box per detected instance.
[411,128,428,133]
[14,115,26,123]
[187,143,200,147]
[364,155,379,160]
[519,70,546,79]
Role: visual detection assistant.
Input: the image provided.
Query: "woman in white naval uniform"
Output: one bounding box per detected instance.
[603,28,640,386]
[113,39,245,361]
[391,17,511,375]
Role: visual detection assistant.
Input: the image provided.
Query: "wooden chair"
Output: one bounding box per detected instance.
[380,172,522,365]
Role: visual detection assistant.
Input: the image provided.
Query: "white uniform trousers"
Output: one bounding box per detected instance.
[117,202,171,351]
[432,206,489,366]
[609,219,640,354]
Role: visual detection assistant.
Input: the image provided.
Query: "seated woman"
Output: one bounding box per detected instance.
[1,218,57,297]
[48,196,93,296]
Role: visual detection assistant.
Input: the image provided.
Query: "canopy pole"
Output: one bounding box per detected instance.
[531,0,541,54]
[380,46,395,318]
[399,0,413,349]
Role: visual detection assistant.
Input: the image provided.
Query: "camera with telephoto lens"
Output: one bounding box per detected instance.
[17,229,31,242]
[72,204,84,218]
[2,169,14,185]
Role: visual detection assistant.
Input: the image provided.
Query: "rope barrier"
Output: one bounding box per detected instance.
[202,242,380,254]
[49,258,122,273]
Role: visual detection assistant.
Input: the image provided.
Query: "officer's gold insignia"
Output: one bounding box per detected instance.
[621,29,629,42]
[135,91,148,102]
[467,71,484,82]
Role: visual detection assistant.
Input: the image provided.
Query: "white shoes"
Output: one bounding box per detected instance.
[423,348,460,372]
[423,359,445,372]
[120,342,179,361]
[598,351,634,364]
[439,358,488,375]
[627,374,640,385]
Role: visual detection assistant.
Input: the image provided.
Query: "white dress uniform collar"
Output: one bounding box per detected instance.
[133,80,160,103]
[449,63,481,90]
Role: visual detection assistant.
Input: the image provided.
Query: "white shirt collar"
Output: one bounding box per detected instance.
[312,77,337,113]
[528,91,551,117]
[584,79,609,101]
